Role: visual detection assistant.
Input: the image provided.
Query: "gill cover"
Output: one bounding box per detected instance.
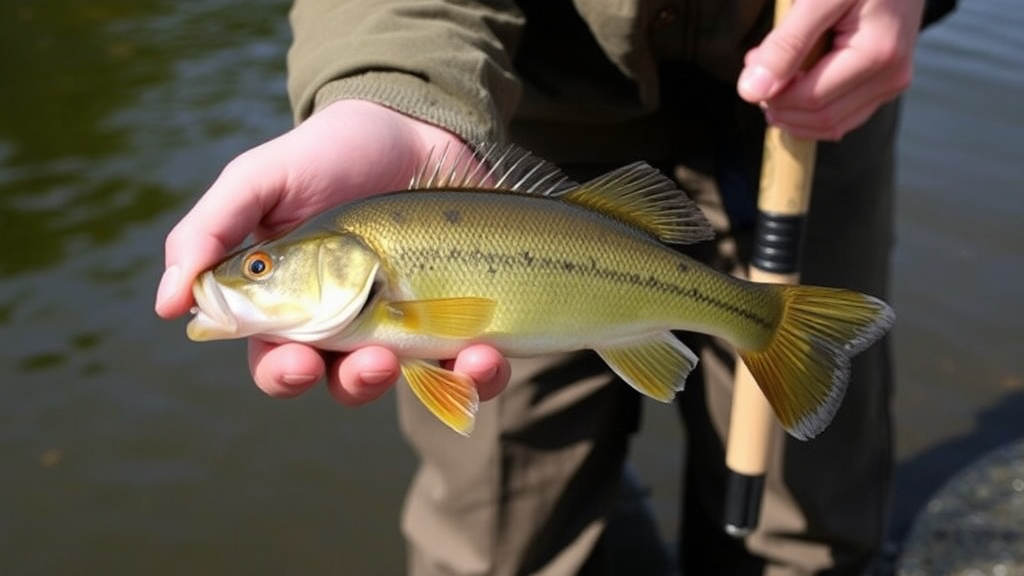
[283,232,381,342]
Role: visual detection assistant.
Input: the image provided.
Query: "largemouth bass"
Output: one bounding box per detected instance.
[187,147,894,439]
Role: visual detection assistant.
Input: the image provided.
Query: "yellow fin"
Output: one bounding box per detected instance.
[594,332,698,402]
[565,162,714,245]
[387,297,496,338]
[401,359,479,435]
[738,285,895,441]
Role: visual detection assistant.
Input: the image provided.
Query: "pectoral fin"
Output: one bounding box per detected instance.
[401,359,480,435]
[387,297,496,338]
[594,332,698,402]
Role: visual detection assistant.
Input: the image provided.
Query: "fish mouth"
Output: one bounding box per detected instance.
[186,272,239,341]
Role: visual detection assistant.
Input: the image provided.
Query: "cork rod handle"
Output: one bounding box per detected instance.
[722,0,826,537]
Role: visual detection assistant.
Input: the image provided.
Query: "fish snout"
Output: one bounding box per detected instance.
[186,272,239,341]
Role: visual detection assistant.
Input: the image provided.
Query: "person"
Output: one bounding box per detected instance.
[155,0,948,573]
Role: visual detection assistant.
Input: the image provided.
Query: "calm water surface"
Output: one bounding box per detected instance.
[1,1,1020,574]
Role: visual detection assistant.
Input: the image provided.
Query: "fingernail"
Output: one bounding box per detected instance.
[359,370,397,386]
[281,374,318,387]
[155,265,180,307]
[738,65,777,102]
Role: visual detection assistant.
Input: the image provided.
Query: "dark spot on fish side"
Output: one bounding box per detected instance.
[390,211,407,224]
[443,210,461,224]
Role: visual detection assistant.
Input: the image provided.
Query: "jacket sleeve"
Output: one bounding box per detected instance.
[287,0,524,143]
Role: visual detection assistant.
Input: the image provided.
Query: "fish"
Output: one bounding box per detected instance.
[187,146,895,440]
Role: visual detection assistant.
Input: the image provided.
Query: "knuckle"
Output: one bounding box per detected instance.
[222,148,259,178]
[891,65,914,94]
[868,37,911,72]
[806,92,829,113]
[806,107,839,133]
[767,32,812,68]
[773,33,809,58]
[163,222,189,253]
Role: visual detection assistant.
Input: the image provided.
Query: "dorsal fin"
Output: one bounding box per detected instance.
[410,145,713,245]
[565,162,714,245]
[409,144,576,196]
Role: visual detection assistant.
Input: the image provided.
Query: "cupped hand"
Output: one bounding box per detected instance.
[156,99,510,404]
[737,0,925,140]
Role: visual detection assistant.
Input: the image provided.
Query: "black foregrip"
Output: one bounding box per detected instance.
[749,213,805,275]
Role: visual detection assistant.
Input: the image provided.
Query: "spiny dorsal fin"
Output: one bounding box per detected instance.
[564,162,714,245]
[410,145,713,244]
[409,144,576,196]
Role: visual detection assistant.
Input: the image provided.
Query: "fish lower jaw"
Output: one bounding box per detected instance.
[188,273,243,338]
[186,311,240,341]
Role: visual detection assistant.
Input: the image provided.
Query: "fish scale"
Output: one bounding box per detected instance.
[333,189,780,353]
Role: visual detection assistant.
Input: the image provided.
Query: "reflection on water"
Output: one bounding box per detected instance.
[0,0,1021,574]
[1,2,413,575]
[0,1,290,277]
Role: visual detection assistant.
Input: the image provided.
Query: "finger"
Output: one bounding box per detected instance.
[155,143,287,319]
[767,96,883,141]
[738,0,848,102]
[248,339,326,398]
[776,98,882,141]
[327,346,402,407]
[447,344,511,402]
[764,76,894,140]
[765,38,911,113]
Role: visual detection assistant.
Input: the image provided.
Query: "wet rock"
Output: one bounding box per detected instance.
[899,439,1024,576]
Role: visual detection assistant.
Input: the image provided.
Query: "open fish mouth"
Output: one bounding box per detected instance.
[186,272,239,341]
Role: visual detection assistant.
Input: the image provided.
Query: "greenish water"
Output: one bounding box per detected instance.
[0,1,1021,574]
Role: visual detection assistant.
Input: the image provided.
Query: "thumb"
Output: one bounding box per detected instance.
[155,145,286,319]
[738,0,842,102]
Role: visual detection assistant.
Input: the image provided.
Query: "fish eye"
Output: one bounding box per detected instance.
[242,251,274,280]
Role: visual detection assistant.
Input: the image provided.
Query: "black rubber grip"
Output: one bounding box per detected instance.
[723,471,766,538]
[750,212,805,274]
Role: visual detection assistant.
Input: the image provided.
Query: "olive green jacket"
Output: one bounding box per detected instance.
[287,0,771,145]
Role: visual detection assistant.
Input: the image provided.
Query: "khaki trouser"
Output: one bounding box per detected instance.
[397,88,898,576]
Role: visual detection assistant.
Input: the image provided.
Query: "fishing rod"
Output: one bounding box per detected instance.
[723,0,826,537]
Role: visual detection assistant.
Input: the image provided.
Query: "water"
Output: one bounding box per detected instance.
[0,1,1021,574]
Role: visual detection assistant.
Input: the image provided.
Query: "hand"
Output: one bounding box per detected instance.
[737,0,925,140]
[156,100,510,405]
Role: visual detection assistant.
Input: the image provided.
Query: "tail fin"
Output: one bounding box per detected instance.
[737,285,895,440]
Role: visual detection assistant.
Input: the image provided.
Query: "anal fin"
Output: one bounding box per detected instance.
[594,332,698,402]
[401,359,480,435]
